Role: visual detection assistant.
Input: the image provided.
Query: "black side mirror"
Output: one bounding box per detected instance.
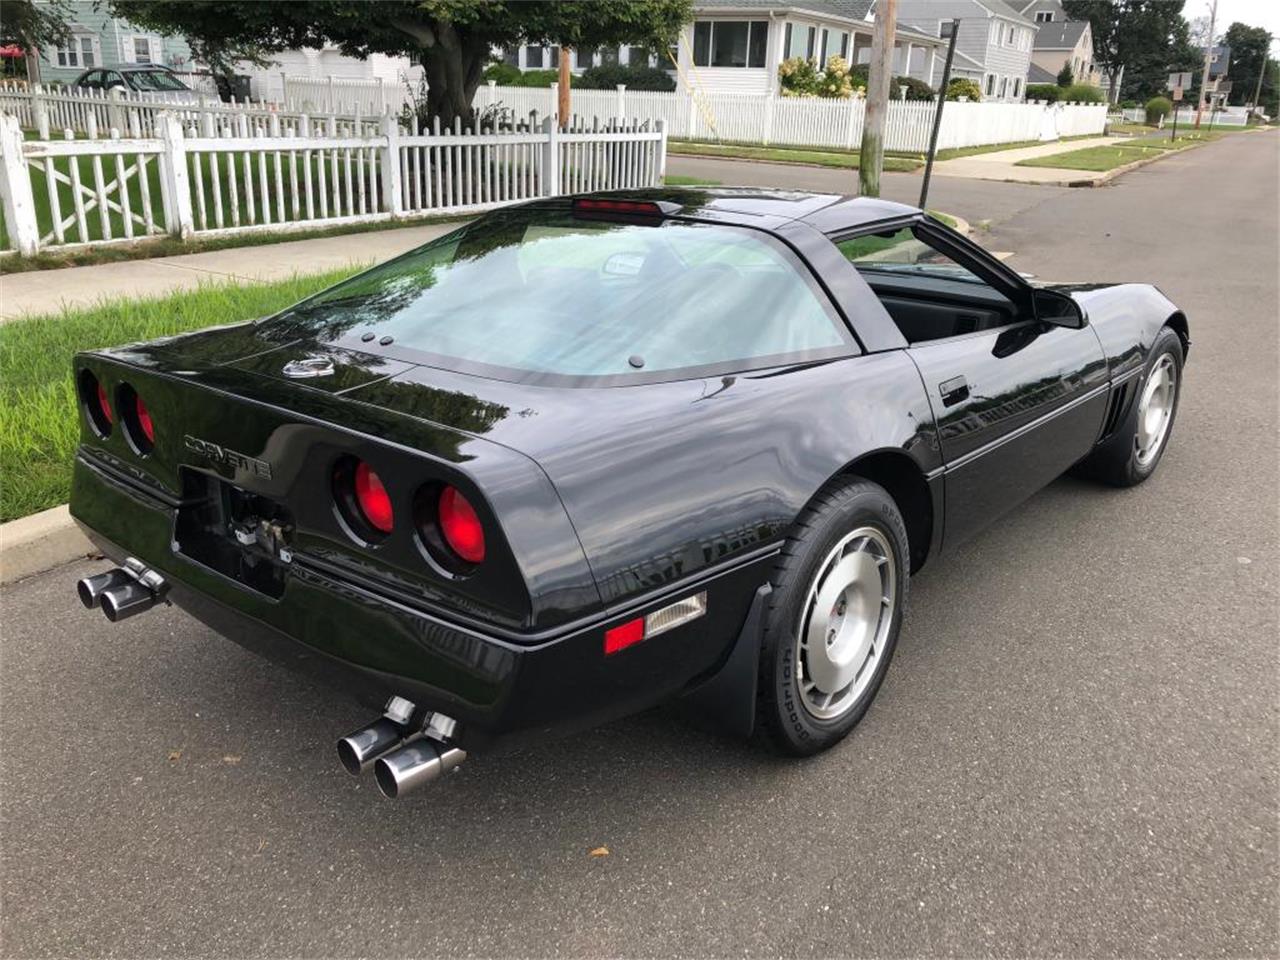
[1033,288,1086,329]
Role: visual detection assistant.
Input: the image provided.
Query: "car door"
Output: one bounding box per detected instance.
[836,219,1109,548]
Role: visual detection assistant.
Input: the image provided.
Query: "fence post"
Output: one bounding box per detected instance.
[380,111,404,217]
[33,86,50,140]
[549,82,558,124]
[763,92,775,146]
[541,114,561,196]
[327,75,336,113]
[656,118,668,181]
[616,83,626,120]
[156,112,194,239]
[107,86,125,133]
[0,115,39,256]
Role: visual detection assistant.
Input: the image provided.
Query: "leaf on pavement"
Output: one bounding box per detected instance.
[589,846,610,857]
[222,755,242,764]
[167,749,182,763]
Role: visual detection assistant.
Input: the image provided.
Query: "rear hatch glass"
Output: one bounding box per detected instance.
[258,207,851,385]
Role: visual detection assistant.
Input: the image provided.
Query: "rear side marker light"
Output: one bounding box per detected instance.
[604,592,707,656]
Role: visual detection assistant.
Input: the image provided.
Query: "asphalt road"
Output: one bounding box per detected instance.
[3,132,1277,958]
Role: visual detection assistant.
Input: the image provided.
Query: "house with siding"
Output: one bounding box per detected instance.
[1018,0,1120,99]
[26,0,193,85]
[897,0,1035,102]
[503,1,981,96]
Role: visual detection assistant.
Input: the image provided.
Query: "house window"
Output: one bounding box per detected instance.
[940,20,955,39]
[785,23,815,59]
[502,48,519,66]
[692,20,768,68]
[839,31,849,59]
[1013,77,1021,98]
[55,33,99,68]
[1006,26,1016,46]
[998,75,1008,97]
[575,47,596,69]
[627,46,650,67]
[1035,10,1053,23]
[985,73,995,95]
[525,46,544,68]
[131,36,155,63]
[819,28,829,63]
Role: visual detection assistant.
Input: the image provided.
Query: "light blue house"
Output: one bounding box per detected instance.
[31,0,194,85]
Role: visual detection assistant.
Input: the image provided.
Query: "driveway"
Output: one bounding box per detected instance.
[2,132,1277,958]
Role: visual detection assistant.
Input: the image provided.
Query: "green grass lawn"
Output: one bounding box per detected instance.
[1015,131,1225,171]
[662,174,722,186]
[667,140,923,172]
[0,268,359,521]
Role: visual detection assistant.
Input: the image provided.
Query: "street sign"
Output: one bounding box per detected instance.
[1167,71,1192,90]
[1172,86,1184,101]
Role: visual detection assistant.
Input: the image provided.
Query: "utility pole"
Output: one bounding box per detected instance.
[559,46,572,130]
[1248,33,1271,111]
[1194,0,1218,128]
[858,0,898,197]
[919,20,959,210]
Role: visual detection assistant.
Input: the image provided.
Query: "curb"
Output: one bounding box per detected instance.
[0,505,96,585]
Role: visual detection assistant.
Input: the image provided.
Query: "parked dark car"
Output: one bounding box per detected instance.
[70,189,1188,799]
[72,64,197,102]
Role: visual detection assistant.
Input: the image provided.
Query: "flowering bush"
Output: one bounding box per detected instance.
[779,56,862,99]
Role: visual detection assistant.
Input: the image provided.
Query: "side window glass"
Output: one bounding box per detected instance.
[837,227,1003,291]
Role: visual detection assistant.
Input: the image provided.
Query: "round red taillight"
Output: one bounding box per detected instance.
[438,485,485,564]
[354,461,394,534]
[135,394,154,444]
[96,381,114,424]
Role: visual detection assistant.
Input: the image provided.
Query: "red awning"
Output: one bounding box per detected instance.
[0,45,27,59]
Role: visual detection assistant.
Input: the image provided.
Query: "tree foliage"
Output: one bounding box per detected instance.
[110,0,692,125]
[1223,22,1277,113]
[1056,62,1074,87]
[0,0,73,50]
[1062,0,1198,101]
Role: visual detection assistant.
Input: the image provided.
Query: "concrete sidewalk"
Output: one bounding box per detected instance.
[0,222,459,321]
[928,136,1120,184]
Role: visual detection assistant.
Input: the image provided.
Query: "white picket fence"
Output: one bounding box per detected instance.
[0,112,666,256]
[476,83,1109,152]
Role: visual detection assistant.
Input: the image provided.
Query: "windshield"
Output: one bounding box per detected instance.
[263,208,850,382]
[127,70,189,92]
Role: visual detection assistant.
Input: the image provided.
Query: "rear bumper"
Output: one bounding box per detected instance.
[71,453,774,752]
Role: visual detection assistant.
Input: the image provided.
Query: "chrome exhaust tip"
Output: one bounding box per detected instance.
[374,741,467,799]
[336,717,414,776]
[77,568,132,608]
[101,580,160,622]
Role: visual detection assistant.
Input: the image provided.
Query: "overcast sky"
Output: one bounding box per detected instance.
[1181,0,1280,52]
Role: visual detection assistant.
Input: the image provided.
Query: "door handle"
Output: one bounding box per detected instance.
[939,375,970,407]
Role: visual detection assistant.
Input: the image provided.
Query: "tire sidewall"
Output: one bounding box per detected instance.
[1127,329,1185,482]
[764,483,909,755]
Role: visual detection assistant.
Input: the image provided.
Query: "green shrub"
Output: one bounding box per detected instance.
[1060,83,1105,103]
[577,62,675,92]
[1119,99,1139,109]
[1026,83,1060,103]
[1145,96,1172,123]
[845,62,933,100]
[945,77,982,101]
[1057,63,1074,86]
[482,65,561,88]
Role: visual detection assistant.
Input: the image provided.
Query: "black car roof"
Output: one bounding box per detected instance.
[562,187,921,234]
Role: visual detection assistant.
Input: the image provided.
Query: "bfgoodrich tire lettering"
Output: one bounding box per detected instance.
[757,478,909,756]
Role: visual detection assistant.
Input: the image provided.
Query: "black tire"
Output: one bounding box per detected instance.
[1076,326,1184,487]
[757,478,909,757]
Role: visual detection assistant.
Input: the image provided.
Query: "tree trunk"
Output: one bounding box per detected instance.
[419,23,489,130]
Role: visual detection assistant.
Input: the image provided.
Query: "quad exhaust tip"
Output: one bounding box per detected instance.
[336,700,466,799]
[77,558,169,621]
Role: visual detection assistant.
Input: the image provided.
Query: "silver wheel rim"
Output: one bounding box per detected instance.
[1135,354,1177,466]
[795,526,896,721]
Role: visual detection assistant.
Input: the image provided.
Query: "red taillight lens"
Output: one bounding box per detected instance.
[354,461,394,534]
[134,394,154,443]
[438,485,485,564]
[604,617,645,655]
[96,381,113,424]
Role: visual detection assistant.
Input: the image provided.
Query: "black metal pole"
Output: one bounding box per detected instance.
[1171,100,1178,142]
[919,20,959,210]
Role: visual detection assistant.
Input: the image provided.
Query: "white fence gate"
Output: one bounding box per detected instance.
[475,83,1109,152]
[0,112,666,256]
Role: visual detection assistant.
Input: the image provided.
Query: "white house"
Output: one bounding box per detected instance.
[673,1,981,96]
[897,0,1036,101]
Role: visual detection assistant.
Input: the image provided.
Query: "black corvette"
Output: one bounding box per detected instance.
[70,189,1187,798]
